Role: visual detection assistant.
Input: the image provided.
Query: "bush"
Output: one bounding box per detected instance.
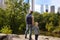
[0,25,12,34]
[45,22,54,32]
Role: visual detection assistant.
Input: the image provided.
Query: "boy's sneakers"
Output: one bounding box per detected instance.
[29,38,33,40]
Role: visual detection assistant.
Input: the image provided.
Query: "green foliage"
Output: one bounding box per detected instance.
[53,27,60,33]
[19,23,26,34]
[43,12,48,17]
[46,22,54,32]
[53,20,60,33]
[0,0,29,34]
[5,0,29,34]
[0,0,60,36]
[33,12,40,22]
[0,25,12,34]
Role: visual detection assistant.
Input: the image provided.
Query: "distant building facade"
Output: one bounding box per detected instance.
[41,5,44,13]
[0,0,5,8]
[50,6,55,13]
[45,5,48,12]
[58,7,60,13]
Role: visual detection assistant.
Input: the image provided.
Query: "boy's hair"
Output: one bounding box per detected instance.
[35,22,38,26]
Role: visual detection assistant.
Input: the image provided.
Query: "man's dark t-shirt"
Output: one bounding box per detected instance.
[26,13,32,24]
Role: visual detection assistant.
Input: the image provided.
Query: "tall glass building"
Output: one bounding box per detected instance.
[58,7,60,13]
[45,5,48,12]
[50,6,55,13]
[41,5,44,13]
[0,0,5,8]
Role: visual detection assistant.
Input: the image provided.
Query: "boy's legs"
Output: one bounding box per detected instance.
[35,35,38,40]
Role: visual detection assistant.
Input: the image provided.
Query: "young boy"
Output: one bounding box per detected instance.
[33,22,39,40]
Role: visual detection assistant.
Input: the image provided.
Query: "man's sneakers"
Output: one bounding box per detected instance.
[25,36,28,39]
[25,36,33,40]
[25,36,27,39]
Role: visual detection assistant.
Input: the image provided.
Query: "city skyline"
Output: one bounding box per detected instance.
[35,0,60,13]
[24,0,60,13]
[40,5,44,13]
[0,0,60,13]
[50,6,55,13]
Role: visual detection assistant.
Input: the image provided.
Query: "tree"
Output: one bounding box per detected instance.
[0,8,6,29]
[5,0,29,34]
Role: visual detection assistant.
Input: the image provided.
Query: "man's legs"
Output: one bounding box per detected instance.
[25,24,29,38]
[29,25,32,40]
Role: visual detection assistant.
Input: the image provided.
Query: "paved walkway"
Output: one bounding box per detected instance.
[0,34,60,40]
[12,35,60,40]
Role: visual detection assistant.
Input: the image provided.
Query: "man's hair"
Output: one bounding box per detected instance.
[30,11,33,13]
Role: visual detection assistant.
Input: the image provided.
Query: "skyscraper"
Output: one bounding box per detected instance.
[41,5,44,13]
[45,5,48,12]
[58,7,60,13]
[0,0,3,7]
[0,0,5,8]
[50,6,55,13]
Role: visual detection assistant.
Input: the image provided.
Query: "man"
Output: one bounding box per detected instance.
[25,11,34,40]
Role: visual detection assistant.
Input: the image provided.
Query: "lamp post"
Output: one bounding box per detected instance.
[31,0,34,11]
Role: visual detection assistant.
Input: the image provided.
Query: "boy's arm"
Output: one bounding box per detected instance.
[38,27,40,34]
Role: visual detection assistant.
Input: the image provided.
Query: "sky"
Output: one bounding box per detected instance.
[24,0,60,13]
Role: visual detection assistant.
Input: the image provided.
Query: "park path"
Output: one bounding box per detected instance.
[0,34,60,40]
[12,34,60,40]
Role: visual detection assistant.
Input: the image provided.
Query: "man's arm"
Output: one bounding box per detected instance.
[25,14,28,24]
[32,16,34,26]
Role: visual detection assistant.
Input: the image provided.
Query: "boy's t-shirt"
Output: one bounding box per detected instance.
[33,26,39,35]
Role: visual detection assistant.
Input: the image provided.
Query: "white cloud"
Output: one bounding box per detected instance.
[51,0,60,6]
[34,4,40,12]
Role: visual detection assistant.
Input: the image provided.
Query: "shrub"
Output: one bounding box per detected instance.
[0,25,12,34]
[45,22,54,32]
